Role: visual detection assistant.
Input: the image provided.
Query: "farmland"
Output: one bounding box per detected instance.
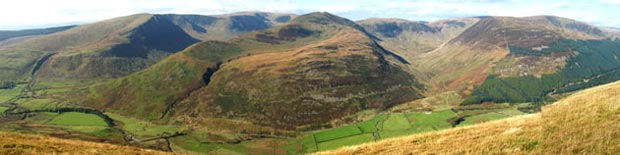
[46,112,109,134]
[298,106,526,152]
[0,84,24,102]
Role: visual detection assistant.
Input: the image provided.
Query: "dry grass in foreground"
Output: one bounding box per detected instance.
[0,132,174,155]
[317,81,620,155]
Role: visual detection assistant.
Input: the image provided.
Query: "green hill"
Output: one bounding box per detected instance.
[2,12,620,155]
[75,12,424,132]
[408,16,618,104]
[0,12,293,81]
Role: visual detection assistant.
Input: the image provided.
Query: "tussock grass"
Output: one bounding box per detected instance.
[0,132,172,155]
[317,81,620,154]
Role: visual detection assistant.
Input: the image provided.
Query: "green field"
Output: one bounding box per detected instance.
[383,113,411,131]
[301,134,318,152]
[314,125,362,142]
[0,106,8,113]
[171,136,213,153]
[284,134,318,154]
[106,113,185,138]
[46,112,109,134]
[356,114,386,133]
[0,84,24,102]
[48,112,108,126]
[379,110,456,139]
[407,110,456,130]
[303,107,526,152]
[458,112,508,126]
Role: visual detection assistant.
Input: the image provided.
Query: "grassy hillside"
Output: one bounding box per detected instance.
[74,12,424,134]
[171,28,423,130]
[464,38,620,104]
[0,12,291,81]
[0,132,171,155]
[414,16,612,96]
[317,81,620,154]
[78,13,337,121]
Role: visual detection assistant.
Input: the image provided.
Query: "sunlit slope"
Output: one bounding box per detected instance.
[0,132,172,155]
[414,16,614,96]
[77,12,424,132]
[318,81,620,154]
[0,12,292,81]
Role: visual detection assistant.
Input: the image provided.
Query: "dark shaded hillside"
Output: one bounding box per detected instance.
[361,19,437,38]
[105,15,200,58]
[162,12,296,41]
[35,14,201,79]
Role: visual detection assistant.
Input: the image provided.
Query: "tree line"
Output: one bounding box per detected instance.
[463,39,620,105]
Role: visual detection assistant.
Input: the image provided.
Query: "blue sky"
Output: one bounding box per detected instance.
[1,0,619,30]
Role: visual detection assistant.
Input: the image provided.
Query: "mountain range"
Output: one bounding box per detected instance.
[0,11,619,154]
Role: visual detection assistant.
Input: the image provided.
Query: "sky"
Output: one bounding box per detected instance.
[1,0,619,30]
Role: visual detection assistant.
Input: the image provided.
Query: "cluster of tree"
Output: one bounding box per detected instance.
[0,81,17,89]
[508,39,573,56]
[463,39,620,105]
[7,108,115,127]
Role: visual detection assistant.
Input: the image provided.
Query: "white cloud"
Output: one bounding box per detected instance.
[0,0,618,30]
[602,0,620,4]
[0,0,299,30]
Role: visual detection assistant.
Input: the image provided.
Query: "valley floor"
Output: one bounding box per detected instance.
[317,81,620,154]
[0,80,532,154]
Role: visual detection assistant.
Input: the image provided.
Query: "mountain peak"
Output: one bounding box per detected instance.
[292,12,358,27]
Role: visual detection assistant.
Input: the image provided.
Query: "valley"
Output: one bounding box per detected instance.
[0,9,619,155]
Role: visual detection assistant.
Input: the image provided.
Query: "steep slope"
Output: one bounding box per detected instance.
[0,132,171,155]
[413,16,615,100]
[457,16,619,104]
[77,12,424,132]
[358,18,478,59]
[0,12,292,81]
[318,81,620,154]
[35,14,201,79]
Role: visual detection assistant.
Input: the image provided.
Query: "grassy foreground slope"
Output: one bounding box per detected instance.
[0,132,172,155]
[318,81,620,154]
